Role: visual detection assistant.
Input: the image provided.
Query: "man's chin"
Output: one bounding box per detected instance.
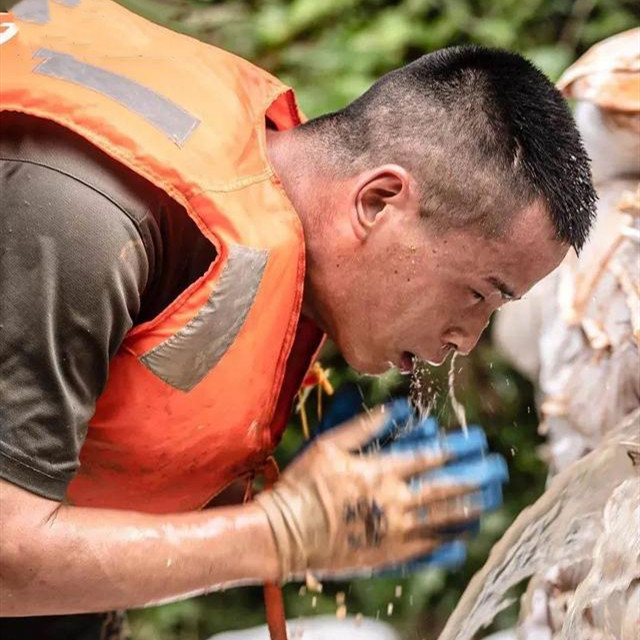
[342,352,390,376]
[355,363,392,376]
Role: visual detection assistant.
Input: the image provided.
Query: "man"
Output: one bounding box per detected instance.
[0,0,596,637]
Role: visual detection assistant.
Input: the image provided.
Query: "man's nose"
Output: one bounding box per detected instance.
[443,320,489,356]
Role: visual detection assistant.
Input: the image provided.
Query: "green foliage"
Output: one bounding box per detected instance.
[119,0,638,117]
[119,0,639,638]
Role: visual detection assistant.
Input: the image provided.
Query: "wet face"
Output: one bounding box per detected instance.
[304,166,568,375]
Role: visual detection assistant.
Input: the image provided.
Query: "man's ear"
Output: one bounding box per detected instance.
[351,165,414,241]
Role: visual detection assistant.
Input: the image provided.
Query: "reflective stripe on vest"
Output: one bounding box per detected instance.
[12,0,48,23]
[33,48,200,145]
[140,245,269,391]
[12,0,79,24]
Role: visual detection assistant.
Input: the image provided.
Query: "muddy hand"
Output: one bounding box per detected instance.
[255,400,494,581]
[314,410,508,579]
[388,421,508,535]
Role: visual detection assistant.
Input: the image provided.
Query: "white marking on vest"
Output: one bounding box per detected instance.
[0,22,18,45]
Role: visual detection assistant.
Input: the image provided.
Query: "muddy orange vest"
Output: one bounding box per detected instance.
[1,0,324,513]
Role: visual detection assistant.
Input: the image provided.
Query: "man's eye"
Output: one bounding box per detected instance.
[471,289,485,302]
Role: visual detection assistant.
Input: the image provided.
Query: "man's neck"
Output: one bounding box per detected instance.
[266,128,311,218]
[266,128,326,326]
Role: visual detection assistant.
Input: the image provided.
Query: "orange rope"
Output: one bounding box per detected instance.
[260,457,288,640]
[263,582,288,640]
[261,363,333,640]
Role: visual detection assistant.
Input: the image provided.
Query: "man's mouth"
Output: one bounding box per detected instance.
[398,351,416,374]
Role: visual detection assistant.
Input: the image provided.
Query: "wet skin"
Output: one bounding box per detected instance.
[312,197,568,374]
[266,129,569,374]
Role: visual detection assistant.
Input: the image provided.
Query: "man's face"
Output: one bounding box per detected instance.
[306,175,568,375]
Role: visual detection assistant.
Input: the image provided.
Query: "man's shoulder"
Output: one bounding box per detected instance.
[1,111,166,232]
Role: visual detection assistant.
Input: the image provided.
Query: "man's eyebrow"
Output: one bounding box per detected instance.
[486,277,519,301]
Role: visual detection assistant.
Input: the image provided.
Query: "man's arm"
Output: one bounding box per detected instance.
[0,479,279,616]
[0,114,154,499]
[1,407,491,615]
[1,114,275,615]
[0,118,271,614]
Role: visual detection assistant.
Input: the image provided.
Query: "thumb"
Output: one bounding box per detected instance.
[320,399,412,452]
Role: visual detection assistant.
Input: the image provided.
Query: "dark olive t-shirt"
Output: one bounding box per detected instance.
[0,111,217,501]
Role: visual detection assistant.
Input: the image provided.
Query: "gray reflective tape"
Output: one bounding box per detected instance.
[139,245,269,391]
[12,0,50,23]
[53,0,81,7]
[32,48,200,146]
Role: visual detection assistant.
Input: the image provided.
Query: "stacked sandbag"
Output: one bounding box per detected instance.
[493,28,639,640]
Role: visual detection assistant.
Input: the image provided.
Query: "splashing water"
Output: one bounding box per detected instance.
[447,353,468,434]
[409,356,435,421]
[409,353,468,434]
[437,409,640,640]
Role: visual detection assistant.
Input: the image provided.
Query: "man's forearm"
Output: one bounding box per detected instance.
[0,480,279,616]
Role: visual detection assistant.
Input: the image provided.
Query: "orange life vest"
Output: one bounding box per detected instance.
[1,0,324,513]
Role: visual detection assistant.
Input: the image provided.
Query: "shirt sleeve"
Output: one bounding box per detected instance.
[0,149,149,501]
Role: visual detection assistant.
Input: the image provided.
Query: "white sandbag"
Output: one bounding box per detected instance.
[208,615,400,640]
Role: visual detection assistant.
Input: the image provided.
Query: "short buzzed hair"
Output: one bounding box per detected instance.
[301,46,597,252]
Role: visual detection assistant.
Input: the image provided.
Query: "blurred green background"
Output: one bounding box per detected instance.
[116,1,639,638]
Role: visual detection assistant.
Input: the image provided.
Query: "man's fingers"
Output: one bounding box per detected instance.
[421,454,509,488]
[379,540,468,577]
[379,450,448,478]
[318,406,385,450]
[311,537,446,581]
[406,495,483,535]
[405,482,503,534]
[387,425,487,460]
[320,399,411,451]
[404,481,475,509]
[393,537,441,565]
